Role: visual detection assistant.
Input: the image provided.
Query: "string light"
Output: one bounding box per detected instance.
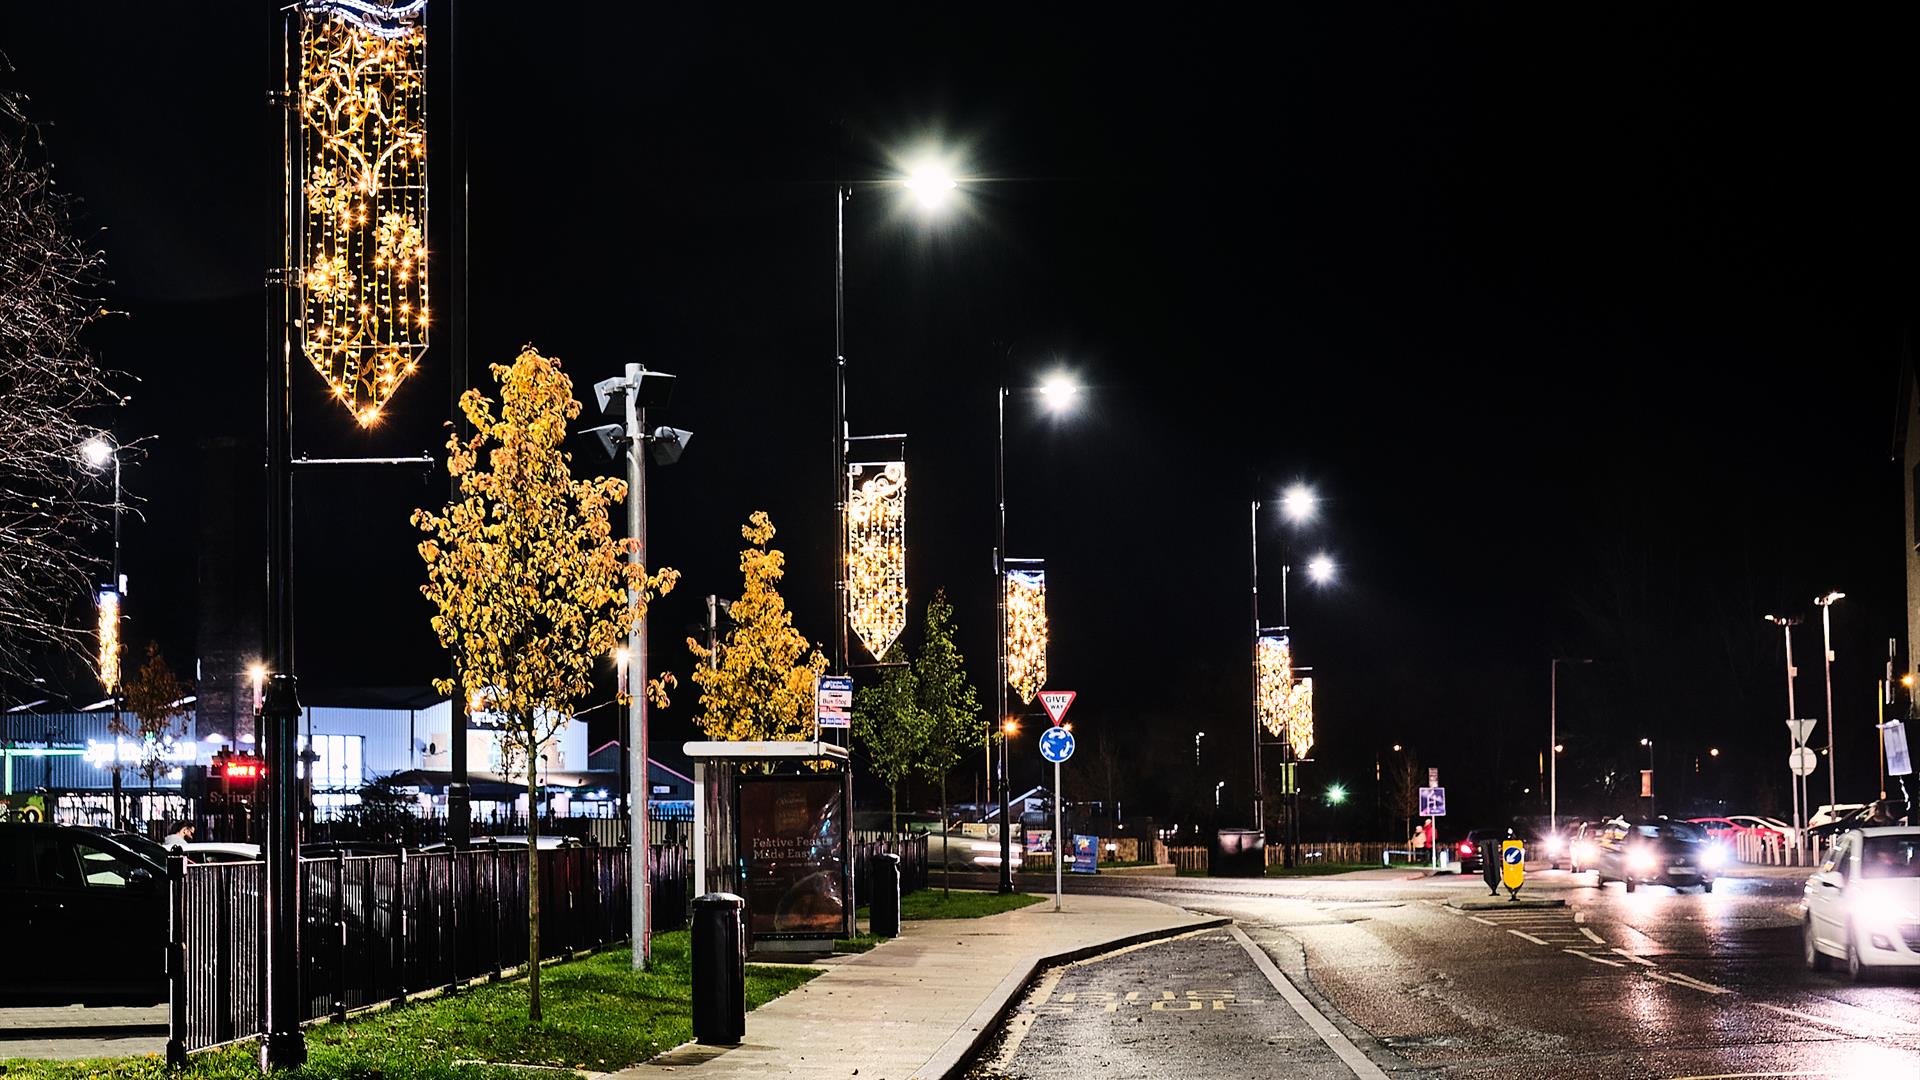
[1005,567,1047,704]
[846,461,907,660]
[97,589,120,693]
[298,1,428,425]
[1256,633,1314,759]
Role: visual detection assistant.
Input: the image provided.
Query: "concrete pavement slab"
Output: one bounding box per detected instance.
[607,893,1223,1080]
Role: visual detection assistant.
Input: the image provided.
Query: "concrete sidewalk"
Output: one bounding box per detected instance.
[0,1004,167,1062]
[609,893,1224,1080]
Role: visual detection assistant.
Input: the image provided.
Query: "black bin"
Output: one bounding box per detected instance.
[691,892,745,1044]
[1211,828,1266,877]
[870,853,901,938]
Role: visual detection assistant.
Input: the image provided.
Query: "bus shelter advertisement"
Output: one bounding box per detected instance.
[738,775,849,939]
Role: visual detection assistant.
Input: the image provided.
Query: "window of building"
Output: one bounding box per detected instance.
[298,733,364,789]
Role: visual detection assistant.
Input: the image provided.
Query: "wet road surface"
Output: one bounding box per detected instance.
[966,869,1920,1079]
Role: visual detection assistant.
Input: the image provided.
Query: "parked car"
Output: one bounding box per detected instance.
[0,822,167,1003]
[1454,828,1512,875]
[1809,804,1870,830]
[1802,826,1920,980]
[1588,818,1720,892]
[183,841,262,863]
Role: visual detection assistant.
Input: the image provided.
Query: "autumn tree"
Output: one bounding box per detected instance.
[914,591,982,895]
[116,642,189,817]
[686,512,826,741]
[853,645,924,834]
[413,347,676,1020]
[0,82,122,684]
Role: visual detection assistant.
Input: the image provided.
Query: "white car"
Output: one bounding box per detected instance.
[924,828,1024,870]
[1802,826,1920,980]
[181,841,263,863]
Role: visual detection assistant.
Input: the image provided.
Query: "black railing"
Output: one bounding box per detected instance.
[850,833,929,904]
[168,843,687,1060]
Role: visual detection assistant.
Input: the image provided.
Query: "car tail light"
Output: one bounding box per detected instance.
[1458,841,1474,855]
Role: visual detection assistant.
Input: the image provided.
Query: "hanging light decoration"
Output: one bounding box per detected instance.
[97,588,121,693]
[297,0,429,427]
[1005,566,1047,704]
[846,461,907,660]
[1256,633,1315,758]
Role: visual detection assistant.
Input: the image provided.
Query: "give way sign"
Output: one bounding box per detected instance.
[1039,690,1077,726]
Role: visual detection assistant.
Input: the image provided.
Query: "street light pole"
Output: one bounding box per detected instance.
[994,377,1011,893]
[1249,498,1262,840]
[1816,591,1844,814]
[623,363,651,970]
[1766,614,1805,861]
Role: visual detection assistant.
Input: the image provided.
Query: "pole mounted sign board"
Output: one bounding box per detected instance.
[815,674,853,731]
[1039,726,1076,764]
[1883,721,1912,777]
[1418,786,1446,817]
[1787,718,1818,746]
[1039,690,1077,726]
[1501,840,1526,896]
[1789,747,1818,777]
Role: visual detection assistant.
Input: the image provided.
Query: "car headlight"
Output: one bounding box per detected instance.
[1854,890,1919,931]
[1629,849,1658,874]
[1700,845,1726,870]
[1572,842,1596,863]
[1544,835,1565,855]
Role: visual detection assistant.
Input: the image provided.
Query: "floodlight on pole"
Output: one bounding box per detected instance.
[903,162,958,210]
[1280,484,1317,524]
[1306,553,1336,584]
[1038,373,1081,414]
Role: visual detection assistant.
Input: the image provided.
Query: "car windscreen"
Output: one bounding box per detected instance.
[1632,823,1706,843]
[1859,836,1920,879]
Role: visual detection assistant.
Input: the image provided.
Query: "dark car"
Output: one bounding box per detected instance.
[1454,829,1508,874]
[1589,818,1721,893]
[0,822,168,1003]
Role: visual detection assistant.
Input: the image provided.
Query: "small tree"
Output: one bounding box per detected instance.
[685,512,826,741]
[914,591,982,895]
[413,347,676,1020]
[116,643,188,818]
[853,645,923,833]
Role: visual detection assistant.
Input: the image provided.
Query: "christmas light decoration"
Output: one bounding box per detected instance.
[1257,633,1315,759]
[297,0,428,426]
[846,461,907,660]
[1005,567,1047,704]
[97,588,120,692]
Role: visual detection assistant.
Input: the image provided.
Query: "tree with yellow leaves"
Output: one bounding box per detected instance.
[116,642,189,820]
[686,512,826,741]
[412,347,676,1021]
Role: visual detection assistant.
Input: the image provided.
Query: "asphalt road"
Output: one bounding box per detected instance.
[970,868,1920,1079]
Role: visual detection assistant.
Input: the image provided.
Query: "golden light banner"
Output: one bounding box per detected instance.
[97,588,120,692]
[847,461,907,660]
[1256,633,1315,758]
[298,0,429,427]
[1005,566,1047,704]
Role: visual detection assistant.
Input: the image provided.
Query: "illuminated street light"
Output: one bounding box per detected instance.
[1280,484,1317,524]
[903,161,958,210]
[1814,590,1845,812]
[81,436,113,469]
[1327,783,1348,805]
[1709,747,1720,757]
[1038,373,1081,413]
[1306,553,1336,584]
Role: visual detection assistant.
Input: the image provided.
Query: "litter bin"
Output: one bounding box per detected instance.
[1211,828,1266,877]
[870,853,901,938]
[692,892,745,1044]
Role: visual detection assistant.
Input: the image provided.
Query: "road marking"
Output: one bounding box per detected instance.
[1579,927,1605,944]
[1228,925,1390,1080]
[986,964,1066,1064]
[1645,970,1731,995]
[1562,948,1625,968]
[1610,948,1656,967]
[1573,912,1586,923]
[1468,915,1497,926]
[1506,929,1549,945]
[1065,925,1221,967]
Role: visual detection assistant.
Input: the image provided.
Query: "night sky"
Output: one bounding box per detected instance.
[3,6,1913,833]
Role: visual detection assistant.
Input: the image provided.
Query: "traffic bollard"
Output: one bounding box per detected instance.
[691,892,745,1045]
[871,853,901,938]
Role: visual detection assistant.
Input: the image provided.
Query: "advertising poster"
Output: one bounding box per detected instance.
[738,776,847,938]
[1026,829,1053,855]
[1071,834,1099,874]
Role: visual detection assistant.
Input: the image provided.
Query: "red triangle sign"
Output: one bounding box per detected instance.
[1039,690,1077,726]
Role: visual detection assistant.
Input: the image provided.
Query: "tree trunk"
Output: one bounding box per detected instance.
[527,744,542,1023]
[889,783,898,836]
[940,774,950,898]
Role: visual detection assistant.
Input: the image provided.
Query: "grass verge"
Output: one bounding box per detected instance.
[853,887,1045,926]
[1265,861,1382,877]
[0,932,815,1080]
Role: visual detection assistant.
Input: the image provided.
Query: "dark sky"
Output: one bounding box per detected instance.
[3,5,1913,831]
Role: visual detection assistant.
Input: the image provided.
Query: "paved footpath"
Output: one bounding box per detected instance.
[609,894,1224,1080]
[0,1004,167,1062]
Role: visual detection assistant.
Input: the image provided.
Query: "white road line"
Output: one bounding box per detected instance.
[1609,949,1656,967]
[1664,972,1732,995]
[1752,1002,1878,1039]
[1228,924,1390,1080]
[1573,912,1586,923]
[1506,929,1550,945]
[1646,971,1732,995]
[1468,915,1497,926]
[1562,948,1625,968]
[1579,927,1605,944]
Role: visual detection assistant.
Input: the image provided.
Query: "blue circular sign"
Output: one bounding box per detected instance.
[1039,726,1076,763]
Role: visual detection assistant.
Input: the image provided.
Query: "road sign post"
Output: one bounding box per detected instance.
[1418,783,1445,869]
[1038,725,1075,912]
[815,675,852,740]
[1501,839,1525,899]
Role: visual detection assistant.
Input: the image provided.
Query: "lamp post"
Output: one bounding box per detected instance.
[587,367,688,972]
[81,436,124,828]
[1550,658,1591,837]
[1195,731,1205,766]
[1766,613,1805,860]
[1251,482,1327,869]
[995,365,1078,892]
[1815,591,1845,814]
